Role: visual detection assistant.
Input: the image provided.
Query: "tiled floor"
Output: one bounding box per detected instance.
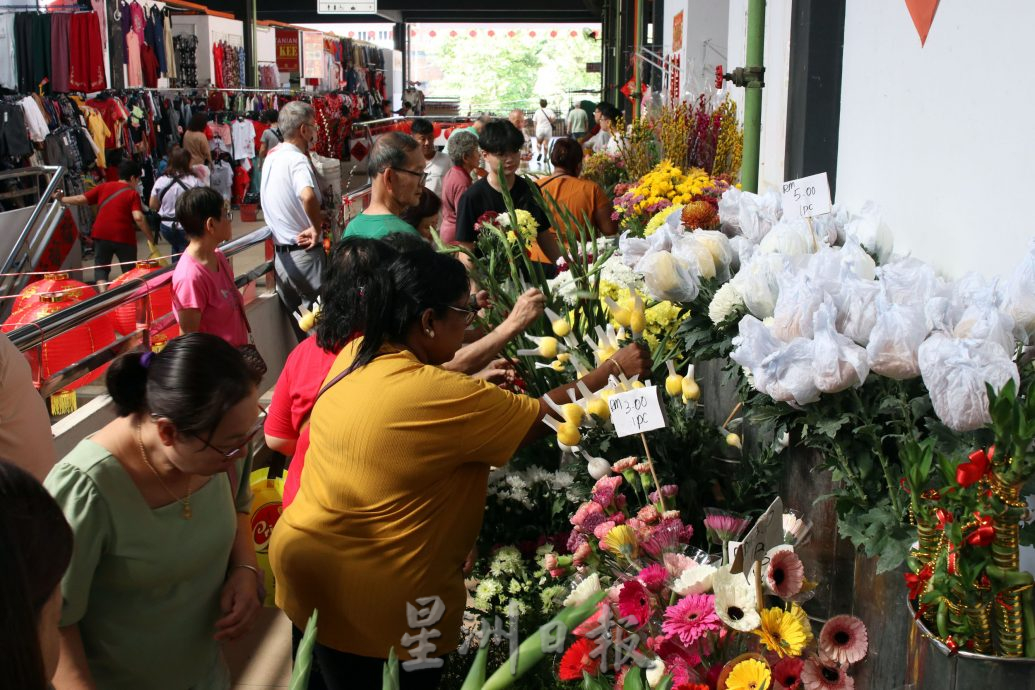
[225,607,295,689]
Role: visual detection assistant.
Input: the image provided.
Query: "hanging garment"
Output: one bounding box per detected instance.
[230,118,255,160]
[163,12,175,79]
[50,13,72,93]
[126,30,144,87]
[0,13,15,90]
[70,12,106,92]
[173,34,197,88]
[0,103,32,160]
[140,43,159,87]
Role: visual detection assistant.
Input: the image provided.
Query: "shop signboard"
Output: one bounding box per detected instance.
[672,11,684,52]
[302,31,325,79]
[318,0,377,12]
[275,29,299,72]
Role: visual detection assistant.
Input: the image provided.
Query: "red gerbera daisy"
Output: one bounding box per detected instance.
[773,656,804,689]
[558,637,601,681]
[617,579,652,626]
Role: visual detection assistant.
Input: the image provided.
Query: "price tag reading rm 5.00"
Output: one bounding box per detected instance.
[781,172,832,219]
[608,386,667,437]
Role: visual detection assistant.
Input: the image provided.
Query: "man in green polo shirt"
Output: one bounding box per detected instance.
[344,132,424,240]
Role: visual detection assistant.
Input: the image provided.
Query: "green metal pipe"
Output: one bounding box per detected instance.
[741,0,766,193]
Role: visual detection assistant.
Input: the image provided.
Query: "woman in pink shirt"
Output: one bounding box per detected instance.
[438,129,481,244]
[171,187,249,347]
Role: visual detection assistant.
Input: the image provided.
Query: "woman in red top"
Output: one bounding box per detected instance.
[58,159,154,284]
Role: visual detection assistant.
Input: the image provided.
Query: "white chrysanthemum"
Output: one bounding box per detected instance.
[551,471,574,490]
[562,573,602,607]
[548,270,579,306]
[473,578,503,611]
[599,255,643,292]
[672,563,717,596]
[489,546,524,577]
[712,565,761,632]
[709,281,744,325]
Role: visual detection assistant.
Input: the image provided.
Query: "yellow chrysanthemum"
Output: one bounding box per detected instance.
[725,658,771,690]
[643,204,683,237]
[601,525,639,560]
[754,606,808,658]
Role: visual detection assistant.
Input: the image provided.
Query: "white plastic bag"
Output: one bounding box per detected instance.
[759,217,819,256]
[771,272,828,341]
[731,315,784,394]
[833,277,880,346]
[619,231,651,268]
[758,337,821,405]
[1003,240,1035,342]
[844,201,893,264]
[918,333,1020,432]
[731,253,785,319]
[737,190,783,244]
[637,250,701,302]
[812,299,869,393]
[952,305,1016,356]
[718,186,743,232]
[672,235,717,281]
[865,298,929,379]
[875,257,942,309]
[692,230,734,282]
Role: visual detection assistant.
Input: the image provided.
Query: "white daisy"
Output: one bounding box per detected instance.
[562,573,602,607]
[672,563,717,596]
[712,564,761,632]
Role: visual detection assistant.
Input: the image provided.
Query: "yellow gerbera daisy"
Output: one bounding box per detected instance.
[601,525,639,560]
[788,603,814,646]
[754,606,807,658]
[725,657,771,690]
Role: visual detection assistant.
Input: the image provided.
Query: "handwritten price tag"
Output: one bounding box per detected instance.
[731,496,785,575]
[781,173,831,219]
[608,386,667,437]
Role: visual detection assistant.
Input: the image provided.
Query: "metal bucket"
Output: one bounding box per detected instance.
[906,600,1035,689]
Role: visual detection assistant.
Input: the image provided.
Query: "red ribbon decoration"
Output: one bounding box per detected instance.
[965,513,995,547]
[946,543,958,575]
[956,447,993,487]
[905,564,933,600]
[935,508,954,530]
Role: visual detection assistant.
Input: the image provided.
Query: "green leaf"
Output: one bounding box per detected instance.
[290,610,319,690]
[460,640,490,690]
[623,667,645,690]
[381,647,400,690]
[814,414,851,438]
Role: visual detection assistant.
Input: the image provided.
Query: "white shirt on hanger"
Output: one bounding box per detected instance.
[0,14,16,90]
[231,118,256,160]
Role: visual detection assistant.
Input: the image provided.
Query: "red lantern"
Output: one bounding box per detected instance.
[488,30,495,37]
[570,30,578,37]
[106,261,179,346]
[14,272,95,314]
[469,30,477,37]
[3,293,117,414]
[409,29,416,37]
[529,30,537,37]
[550,30,558,38]
[429,30,436,37]
[432,122,443,138]
[450,30,457,37]
[508,30,516,37]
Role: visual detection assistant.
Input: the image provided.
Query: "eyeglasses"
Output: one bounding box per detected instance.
[190,405,266,459]
[446,304,478,325]
[390,167,429,185]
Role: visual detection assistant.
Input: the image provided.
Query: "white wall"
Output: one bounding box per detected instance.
[171,15,244,87]
[727,0,793,194]
[837,0,1035,278]
[663,0,729,103]
[256,25,277,65]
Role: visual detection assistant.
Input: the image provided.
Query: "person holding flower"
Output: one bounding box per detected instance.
[454,120,562,274]
[270,241,649,689]
[46,334,263,690]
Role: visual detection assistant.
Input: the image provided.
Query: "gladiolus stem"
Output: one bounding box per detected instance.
[754,559,764,613]
[722,402,743,431]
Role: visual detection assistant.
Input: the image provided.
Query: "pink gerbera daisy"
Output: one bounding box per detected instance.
[819,615,868,664]
[592,475,623,507]
[703,509,751,544]
[638,563,669,592]
[663,552,696,578]
[773,657,804,689]
[661,594,721,646]
[800,656,854,690]
[617,579,652,626]
[767,549,806,598]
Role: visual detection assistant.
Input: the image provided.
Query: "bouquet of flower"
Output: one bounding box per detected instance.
[612,161,729,236]
[582,151,628,192]
[543,459,870,689]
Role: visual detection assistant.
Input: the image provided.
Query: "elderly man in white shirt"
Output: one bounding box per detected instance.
[260,101,325,339]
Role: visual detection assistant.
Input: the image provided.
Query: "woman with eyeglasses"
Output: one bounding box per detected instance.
[171,187,251,349]
[270,242,650,689]
[45,333,264,690]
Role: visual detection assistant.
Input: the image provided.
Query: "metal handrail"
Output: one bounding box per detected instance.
[349,114,476,133]
[0,166,66,278]
[10,227,273,353]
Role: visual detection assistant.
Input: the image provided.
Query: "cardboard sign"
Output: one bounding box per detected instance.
[275,29,299,72]
[608,386,666,437]
[781,173,831,219]
[730,497,784,574]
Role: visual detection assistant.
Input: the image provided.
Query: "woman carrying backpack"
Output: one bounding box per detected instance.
[149,147,204,257]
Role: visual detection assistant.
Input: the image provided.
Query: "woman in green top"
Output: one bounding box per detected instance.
[46,333,264,690]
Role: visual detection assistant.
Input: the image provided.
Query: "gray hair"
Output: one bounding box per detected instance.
[278,101,315,139]
[368,132,419,176]
[447,130,479,166]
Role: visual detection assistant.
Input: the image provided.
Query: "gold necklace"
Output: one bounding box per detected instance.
[136,423,193,520]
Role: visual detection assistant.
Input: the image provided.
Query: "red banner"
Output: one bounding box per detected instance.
[275,29,299,72]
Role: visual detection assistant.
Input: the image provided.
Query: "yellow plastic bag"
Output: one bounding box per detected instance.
[147,240,169,267]
[249,455,286,607]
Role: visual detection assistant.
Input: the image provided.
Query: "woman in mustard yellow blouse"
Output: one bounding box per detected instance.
[270,241,649,689]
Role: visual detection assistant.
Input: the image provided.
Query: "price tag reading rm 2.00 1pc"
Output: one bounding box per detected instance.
[608,386,667,437]
[781,172,831,219]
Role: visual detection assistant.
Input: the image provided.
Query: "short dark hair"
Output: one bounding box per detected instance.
[261,110,279,124]
[399,187,442,229]
[411,118,433,136]
[479,120,524,155]
[539,99,548,108]
[175,186,224,238]
[187,112,209,132]
[368,132,420,176]
[550,138,584,171]
[0,460,73,690]
[118,159,142,181]
[597,103,619,121]
[316,238,400,353]
[106,333,260,439]
[166,146,192,177]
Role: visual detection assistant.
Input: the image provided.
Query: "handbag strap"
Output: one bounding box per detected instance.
[97,184,135,216]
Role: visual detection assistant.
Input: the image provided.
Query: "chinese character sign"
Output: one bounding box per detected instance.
[302,31,325,80]
[275,29,299,72]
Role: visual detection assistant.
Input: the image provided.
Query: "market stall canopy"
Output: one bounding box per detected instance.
[204,0,602,24]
